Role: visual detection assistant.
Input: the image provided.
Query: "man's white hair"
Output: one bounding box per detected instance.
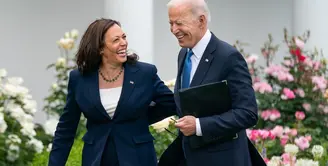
[167,0,211,23]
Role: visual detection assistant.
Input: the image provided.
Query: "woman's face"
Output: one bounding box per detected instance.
[102,24,128,65]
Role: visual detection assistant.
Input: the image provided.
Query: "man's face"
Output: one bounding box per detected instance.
[168,5,203,48]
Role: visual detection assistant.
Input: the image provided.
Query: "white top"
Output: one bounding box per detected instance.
[189,29,212,83]
[99,87,122,118]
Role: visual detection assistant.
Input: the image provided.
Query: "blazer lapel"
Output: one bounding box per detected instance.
[176,48,187,90]
[189,34,217,87]
[112,62,139,119]
[87,70,111,119]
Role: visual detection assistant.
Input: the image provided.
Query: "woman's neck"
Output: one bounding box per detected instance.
[100,62,123,73]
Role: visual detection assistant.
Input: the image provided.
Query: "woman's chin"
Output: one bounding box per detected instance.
[117,55,127,63]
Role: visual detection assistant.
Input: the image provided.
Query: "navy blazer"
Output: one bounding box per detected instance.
[159,33,265,166]
[48,62,176,166]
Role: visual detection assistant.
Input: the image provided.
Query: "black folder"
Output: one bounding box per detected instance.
[179,80,231,118]
[178,80,233,148]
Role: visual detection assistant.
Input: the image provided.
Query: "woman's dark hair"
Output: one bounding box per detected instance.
[76,18,138,75]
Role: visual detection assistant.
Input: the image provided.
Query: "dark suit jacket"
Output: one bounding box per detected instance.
[48,62,176,166]
[159,33,266,166]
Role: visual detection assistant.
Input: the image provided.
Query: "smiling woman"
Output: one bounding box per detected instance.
[48,18,176,166]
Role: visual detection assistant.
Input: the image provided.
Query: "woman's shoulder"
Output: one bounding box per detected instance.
[133,61,157,74]
[69,69,82,79]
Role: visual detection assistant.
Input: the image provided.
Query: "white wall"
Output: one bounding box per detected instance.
[153,0,294,80]
[0,0,104,123]
[293,0,328,56]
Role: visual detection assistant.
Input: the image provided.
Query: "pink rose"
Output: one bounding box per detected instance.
[294,88,305,97]
[305,135,312,142]
[290,129,298,136]
[260,109,281,121]
[249,130,259,141]
[281,153,296,164]
[294,37,305,49]
[253,82,273,94]
[271,125,284,137]
[295,111,305,120]
[259,130,270,139]
[246,54,258,64]
[261,110,271,121]
[295,136,310,150]
[281,88,295,100]
[302,103,311,112]
[280,135,289,146]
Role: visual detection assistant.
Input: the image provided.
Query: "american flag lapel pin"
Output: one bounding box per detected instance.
[130,81,134,84]
[205,59,209,62]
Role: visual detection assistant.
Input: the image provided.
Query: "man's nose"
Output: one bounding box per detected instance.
[171,25,178,34]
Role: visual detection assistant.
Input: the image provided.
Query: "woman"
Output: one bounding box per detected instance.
[48,18,176,166]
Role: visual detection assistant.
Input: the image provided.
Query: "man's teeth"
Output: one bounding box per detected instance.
[177,35,184,39]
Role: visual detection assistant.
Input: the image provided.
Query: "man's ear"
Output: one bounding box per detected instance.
[198,15,207,28]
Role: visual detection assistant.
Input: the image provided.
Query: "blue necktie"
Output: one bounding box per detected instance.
[181,49,193,89]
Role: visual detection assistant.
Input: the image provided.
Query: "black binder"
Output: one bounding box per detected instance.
[178,80,234,148]
[179,80,231,118]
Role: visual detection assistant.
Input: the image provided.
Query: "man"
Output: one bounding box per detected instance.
[158,0,266,166]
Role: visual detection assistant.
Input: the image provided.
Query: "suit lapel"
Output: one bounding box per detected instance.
[189,34,217,87]
[87,63,139,120]
[176,48,187,90]
[112,62,139,119]
[88,70,111,119]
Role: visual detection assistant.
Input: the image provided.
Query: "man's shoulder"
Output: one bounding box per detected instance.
[211,34,239,56]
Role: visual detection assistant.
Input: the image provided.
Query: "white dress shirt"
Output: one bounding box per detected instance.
[99,87,122,118]
[188,29,212,136]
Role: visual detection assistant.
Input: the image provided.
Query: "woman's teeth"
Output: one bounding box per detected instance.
[117,50,126,56]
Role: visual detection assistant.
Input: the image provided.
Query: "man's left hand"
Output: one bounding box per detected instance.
[174,115,196,136]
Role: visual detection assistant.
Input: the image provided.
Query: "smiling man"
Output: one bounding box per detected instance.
[158,0,266,166]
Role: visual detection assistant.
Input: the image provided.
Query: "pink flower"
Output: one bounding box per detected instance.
[271,125,284,137]
[260,109,281,121]
[261,110,271,121]
[263,158,270,164]
[294,37,305,49]
[323,106,328,114]
[302,103,311,112]
[253,82,273,94]
[254,77,261,83]
[246,54,258,64]
[312,76,327,91]
[295,111,305,120]
[295,136,310,150]
[305,135,312,142]
[313,61,321,71]
[283,59,294,67]
[281,88,295,100]
[259,130,270,139]
[269,109,281,121]
[294,88,305,97]
[249,130,259,141]
[290,129,298,136]
[265,64,294,82]
[280,135,289,146]
[281,153,296,164]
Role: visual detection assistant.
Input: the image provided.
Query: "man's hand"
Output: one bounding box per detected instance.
[175,115,196,136]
